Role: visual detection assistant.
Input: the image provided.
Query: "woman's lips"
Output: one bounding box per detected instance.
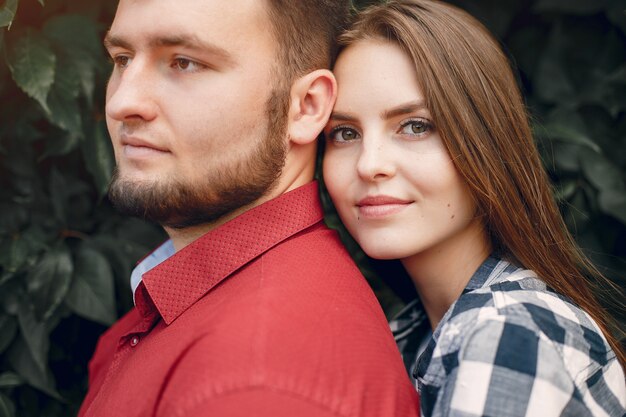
[356,196,413,218]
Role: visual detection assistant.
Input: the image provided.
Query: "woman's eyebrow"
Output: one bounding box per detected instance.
[381,100,427,120]
[329,112,358,122]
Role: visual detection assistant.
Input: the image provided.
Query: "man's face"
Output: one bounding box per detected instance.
[105,0,289,228]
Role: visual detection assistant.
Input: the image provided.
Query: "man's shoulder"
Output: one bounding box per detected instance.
[261,222,364,283]
[159,301,417,417]
[157,224,418,416]
[206,222,391,344]
[255,223,388,325]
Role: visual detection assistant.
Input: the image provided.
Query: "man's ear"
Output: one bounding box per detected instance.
[287,69,337,145]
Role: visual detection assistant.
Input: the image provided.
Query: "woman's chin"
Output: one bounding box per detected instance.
[359,241,410,261]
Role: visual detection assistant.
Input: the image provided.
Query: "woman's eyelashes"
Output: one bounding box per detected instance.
[327,117,435,144]
[327,125,361,143]
[398,118,434,137]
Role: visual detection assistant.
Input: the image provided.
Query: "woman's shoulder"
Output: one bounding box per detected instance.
[448,269,616,368]
[432,268,624,407]
[424,270,625,416]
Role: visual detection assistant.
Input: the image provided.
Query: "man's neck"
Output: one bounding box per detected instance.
[164,171,315,252]
[163,191,272,252]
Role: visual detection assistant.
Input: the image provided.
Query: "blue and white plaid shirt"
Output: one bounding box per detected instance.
[389,256,626,416]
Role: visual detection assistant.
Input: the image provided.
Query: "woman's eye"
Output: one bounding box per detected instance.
[329,127,360,142]
[400,120,431,136]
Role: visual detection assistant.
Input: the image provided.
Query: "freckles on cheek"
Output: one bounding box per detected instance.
[446,203,456,220]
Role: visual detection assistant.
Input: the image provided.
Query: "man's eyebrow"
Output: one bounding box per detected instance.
[103,32,235,65]
[103,32,130,50]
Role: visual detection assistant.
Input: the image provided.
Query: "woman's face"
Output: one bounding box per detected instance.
[323,40,478,261]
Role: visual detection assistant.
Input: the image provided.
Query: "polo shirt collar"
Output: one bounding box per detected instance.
[137,181,324,325]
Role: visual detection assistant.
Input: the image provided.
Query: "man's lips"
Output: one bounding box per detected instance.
[356,196,413,218]
[121,135,169,158]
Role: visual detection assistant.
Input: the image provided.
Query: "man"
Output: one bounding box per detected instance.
[79,0,419,416]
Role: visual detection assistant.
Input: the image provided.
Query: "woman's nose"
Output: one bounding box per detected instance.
[356,138,396,182]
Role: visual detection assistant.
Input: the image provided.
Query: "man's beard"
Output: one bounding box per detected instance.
[107,87,289,229]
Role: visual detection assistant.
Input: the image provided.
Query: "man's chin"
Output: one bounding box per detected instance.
[107,173,277,229]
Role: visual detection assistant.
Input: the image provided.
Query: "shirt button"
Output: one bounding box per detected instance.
[130,336,140,347]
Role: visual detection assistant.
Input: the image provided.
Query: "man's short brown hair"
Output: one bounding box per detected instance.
[265,0,351,85]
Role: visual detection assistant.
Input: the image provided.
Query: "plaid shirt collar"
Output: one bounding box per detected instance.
[390,256,508,372]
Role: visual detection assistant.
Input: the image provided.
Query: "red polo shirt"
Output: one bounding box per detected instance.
[79,182,419,417]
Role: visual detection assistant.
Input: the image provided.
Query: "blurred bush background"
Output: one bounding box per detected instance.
[0,0,624,415]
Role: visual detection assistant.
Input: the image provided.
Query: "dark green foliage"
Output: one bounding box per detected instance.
[0,0,165,415]
[0,0,624,415]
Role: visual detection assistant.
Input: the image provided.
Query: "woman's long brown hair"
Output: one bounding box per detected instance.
[339,0,625,369]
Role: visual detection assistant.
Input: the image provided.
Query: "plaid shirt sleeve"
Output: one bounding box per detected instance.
[433,316,605,416]
[420,294,626,417]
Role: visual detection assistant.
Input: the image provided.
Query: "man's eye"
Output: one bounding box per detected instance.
[113,55,131,69]
[329,127,360,143]
[172,58,203,72]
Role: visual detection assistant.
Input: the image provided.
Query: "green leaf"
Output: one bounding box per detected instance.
[551,143,580,172]
[599,189,626,224]
[43,15,102,102]
[555,180,578,201]
[16,304,49,375]
[6,30,56,114]
[0,280,22,316]
[48,168,66,223]
[25,245,73,321]
[537,123,602,153]
[580,151,624,191]
[0,0,18,29]
[534,0,611,15]
[534,24,577,104]
[607,3,626,34]
[0,372,23,389]
[82,121,115,197]
[41,131,81,158]
[0,392,15,417]
[0,315,17,354]
[65,246,117,325]
[563,187,590,230]
[0,203,28,236]
[44,53,82,134]
[6,335,59,399]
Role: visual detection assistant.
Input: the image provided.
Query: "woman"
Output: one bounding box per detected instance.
[322,1,626,415]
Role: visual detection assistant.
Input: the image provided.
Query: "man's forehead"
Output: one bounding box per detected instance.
[111,0,273,43]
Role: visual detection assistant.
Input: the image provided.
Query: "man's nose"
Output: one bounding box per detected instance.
[105,58,159,123]
[356,137,396,182]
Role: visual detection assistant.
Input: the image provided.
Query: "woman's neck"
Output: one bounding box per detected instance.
[400,218,491,330]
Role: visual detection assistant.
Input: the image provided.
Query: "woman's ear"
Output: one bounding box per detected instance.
[287,69,337,145]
